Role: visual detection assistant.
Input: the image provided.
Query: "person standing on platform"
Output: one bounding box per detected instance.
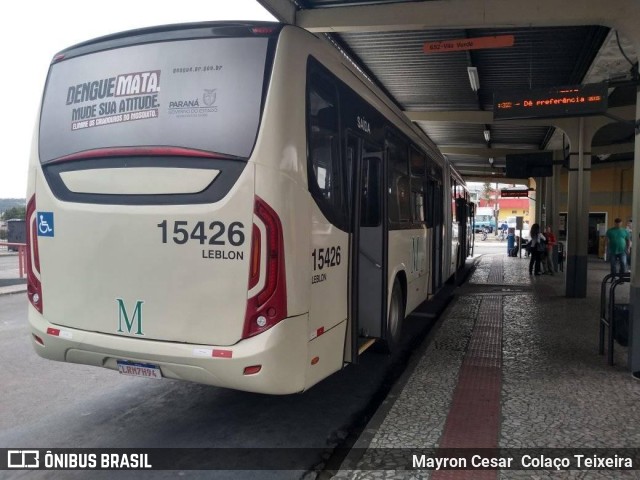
[605,218,631,275]
[528,223,546,276]
[543,225,557,275]
[507,228,517,256]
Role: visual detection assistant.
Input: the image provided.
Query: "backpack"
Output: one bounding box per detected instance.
[536,238,546,253]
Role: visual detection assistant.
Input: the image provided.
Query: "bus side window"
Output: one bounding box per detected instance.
[410,148,426,224]
[425,179,435,228]
[413,192,425,223]
[307,72,345,229]
[310,105,339,202]
[450,181,455,223]
[425,162,443,228]
[387,138,410,224]
[311,137,336,200]
[361,145,382,227]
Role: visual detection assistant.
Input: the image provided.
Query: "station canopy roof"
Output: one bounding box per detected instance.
[258,0,638,181]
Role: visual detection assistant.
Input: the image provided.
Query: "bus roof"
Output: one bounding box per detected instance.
[51,21,284,63]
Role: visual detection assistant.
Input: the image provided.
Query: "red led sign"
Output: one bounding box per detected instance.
[494,83,608,120]
[500,189,529,198]
[424,35,514,54]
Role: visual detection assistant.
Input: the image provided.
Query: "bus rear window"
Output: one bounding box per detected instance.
[39,37,270,163]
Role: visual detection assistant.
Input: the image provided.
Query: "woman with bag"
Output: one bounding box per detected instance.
[528,223,546,276]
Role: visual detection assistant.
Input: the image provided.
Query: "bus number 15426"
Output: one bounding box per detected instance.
[157,220,245,246]
[312,246,341,271]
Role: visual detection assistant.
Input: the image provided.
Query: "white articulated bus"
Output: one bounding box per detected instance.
[26,22,470,394]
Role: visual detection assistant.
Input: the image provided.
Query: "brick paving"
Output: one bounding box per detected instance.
[331,254,640,479]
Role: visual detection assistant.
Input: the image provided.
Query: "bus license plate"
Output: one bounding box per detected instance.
[117,360,162,379]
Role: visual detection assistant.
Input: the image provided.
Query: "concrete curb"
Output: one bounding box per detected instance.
[0,285,27,296]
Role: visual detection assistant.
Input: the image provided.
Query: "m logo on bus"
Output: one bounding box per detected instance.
[116,299,144,336]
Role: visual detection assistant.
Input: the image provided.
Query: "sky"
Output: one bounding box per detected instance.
[0,0,276,199]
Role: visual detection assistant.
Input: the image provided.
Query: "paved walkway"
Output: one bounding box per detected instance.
[331,253,640,479]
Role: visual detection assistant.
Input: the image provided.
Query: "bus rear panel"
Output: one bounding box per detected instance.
[27,23,318,395]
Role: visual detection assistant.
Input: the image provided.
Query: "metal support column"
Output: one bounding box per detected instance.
[549,149,562,230]
[540,176,548,227]
[533,178,543,226]
[565,118,591,298]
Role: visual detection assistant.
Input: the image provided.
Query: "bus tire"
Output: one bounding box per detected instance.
[383,278,404,353]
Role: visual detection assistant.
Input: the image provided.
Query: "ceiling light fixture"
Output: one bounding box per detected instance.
[467,66,480,92]
[483,129,491,142]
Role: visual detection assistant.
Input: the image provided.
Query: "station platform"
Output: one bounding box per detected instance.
[330,253,640,478]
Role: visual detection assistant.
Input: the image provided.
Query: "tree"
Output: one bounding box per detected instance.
[2,206,26,220]
[481,182,500,235]
[481,182,495,205]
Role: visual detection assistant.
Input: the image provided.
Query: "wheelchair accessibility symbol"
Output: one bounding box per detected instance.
[37,212,54,237]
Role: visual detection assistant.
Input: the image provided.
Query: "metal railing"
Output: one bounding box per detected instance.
[0,242,27,279]
[599,272,631,366]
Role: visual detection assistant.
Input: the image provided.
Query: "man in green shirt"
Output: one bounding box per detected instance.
[605,218,631,275]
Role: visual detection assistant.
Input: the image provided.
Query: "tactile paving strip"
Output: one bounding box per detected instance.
[487,256,504,285]
[431,295,503,480]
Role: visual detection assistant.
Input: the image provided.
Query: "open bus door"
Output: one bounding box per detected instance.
[345,135,387,363]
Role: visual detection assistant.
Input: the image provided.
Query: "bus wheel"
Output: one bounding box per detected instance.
[383,279,405,353]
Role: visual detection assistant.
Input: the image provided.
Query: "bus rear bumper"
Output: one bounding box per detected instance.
[28,309,309,395]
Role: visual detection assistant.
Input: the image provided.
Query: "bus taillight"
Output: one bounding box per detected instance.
[243,197,287,339]
[248,224,261,290]
[26,195,43,313]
